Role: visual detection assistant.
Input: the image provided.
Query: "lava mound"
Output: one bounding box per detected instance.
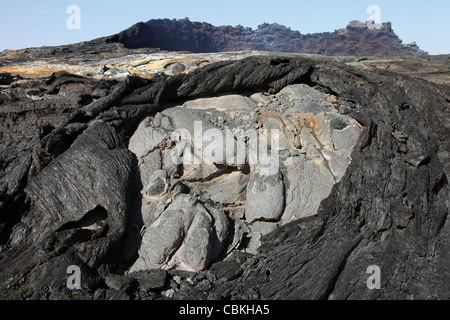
[0,56,448,300]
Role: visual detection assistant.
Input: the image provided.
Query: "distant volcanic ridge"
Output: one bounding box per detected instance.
[105,18,428,57]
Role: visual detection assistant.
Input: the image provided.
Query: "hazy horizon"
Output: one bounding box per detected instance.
[1,0,449,55]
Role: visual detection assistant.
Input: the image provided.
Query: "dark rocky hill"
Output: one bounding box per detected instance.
[106,18,428,56]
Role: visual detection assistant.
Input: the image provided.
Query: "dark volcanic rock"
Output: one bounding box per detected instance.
[104,274,133,292]
[209,260,243,282]
[0,73,20,85]
[130,269,168,291]
[0,54,448,300]
[107,18,427,57]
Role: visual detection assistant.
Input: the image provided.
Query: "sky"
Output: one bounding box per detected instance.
[0,0,449,55]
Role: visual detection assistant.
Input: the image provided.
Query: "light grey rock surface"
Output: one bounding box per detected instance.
[127,83,361,271]
[245,167,285,222]
[204,171,249,205]
[130,194,229,273]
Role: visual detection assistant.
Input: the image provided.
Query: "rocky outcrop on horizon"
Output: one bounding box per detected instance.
[106,18,428,57]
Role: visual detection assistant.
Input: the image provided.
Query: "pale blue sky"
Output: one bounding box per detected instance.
[1,0,449,54]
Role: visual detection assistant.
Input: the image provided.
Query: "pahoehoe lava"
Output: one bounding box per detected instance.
[0,49,448,300]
